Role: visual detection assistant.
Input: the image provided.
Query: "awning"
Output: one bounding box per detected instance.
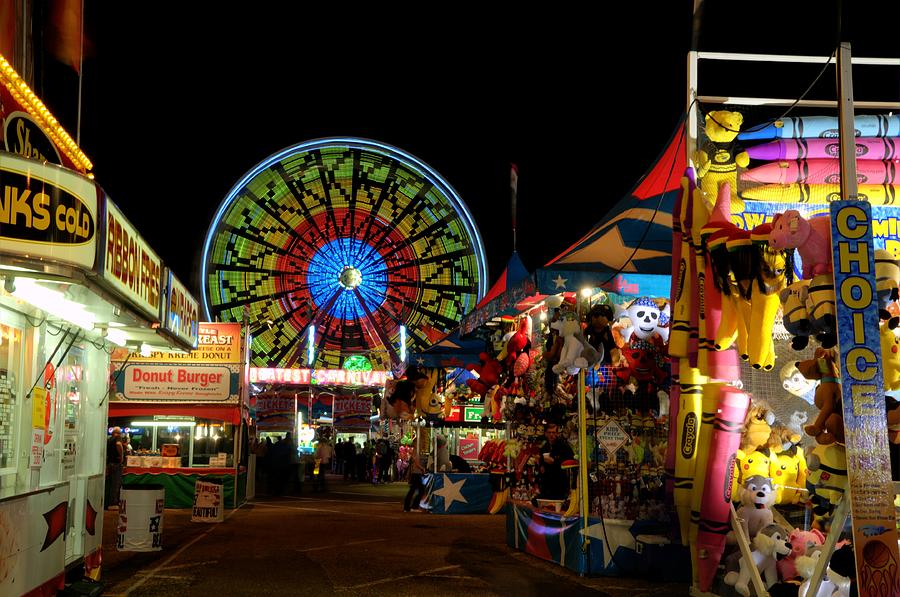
[108,402,242,424]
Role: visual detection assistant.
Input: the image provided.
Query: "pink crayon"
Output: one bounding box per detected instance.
[746,137,900,161]
[741,158,900,185]
[696,386,750,592]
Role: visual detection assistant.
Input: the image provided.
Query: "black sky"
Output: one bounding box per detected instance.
[34,2,899,302]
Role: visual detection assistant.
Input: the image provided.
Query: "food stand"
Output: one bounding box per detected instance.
[0,54,200,595]
[108,322,249,509]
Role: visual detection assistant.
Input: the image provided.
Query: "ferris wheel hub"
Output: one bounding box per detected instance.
[338,266,363,290]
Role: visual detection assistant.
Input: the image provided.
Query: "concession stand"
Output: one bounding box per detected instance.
[0,55,200,595]
[108,321,250,509]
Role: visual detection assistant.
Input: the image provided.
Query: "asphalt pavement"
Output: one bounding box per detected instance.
[98,476,689,596]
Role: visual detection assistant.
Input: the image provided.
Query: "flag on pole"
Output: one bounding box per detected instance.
[510,163,518,250]
[48,0,88,73]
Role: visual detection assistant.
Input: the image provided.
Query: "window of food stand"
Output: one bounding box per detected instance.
[0,316,23,477]
[109,417,235,467]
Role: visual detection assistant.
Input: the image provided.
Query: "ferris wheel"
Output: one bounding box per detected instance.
[202,138,487,370]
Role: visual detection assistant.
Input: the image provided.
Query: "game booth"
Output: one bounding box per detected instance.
[0,55,202,595]
[669,48,900,596]
[107,322,250,509]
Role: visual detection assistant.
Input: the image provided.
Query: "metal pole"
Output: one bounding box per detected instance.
[837,42,858,201]
[578,370,590,559]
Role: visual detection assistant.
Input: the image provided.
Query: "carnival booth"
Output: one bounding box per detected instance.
[0,55,201,595]
[671,49,900,596]
[108,322,249,509]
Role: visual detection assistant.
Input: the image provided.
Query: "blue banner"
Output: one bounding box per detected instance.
[535,269,671,299]
[429,473,492,514]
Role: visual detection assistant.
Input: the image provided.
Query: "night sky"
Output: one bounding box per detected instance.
[33,2,897,304]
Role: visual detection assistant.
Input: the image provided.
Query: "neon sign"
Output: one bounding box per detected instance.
[249,367,388,386]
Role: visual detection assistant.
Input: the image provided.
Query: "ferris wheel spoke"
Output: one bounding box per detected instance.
[352,288,399,365]
[271,163,331,247]
[242,187,323,257]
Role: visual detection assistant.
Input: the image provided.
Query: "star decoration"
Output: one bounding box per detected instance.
[41,501,68,552]
[85,500,98,536]
[416,357,425,365]
[553,275,568,289]
[433,474,468,510]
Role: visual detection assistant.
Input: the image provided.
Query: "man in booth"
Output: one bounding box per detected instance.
[536,423,574,501]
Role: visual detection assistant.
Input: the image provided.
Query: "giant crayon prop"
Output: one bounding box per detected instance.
[739,114,900,141]
[740,182,900,204]
[696,386,750,592]
[746,137,900,161]
[669,171,695,358]
[741,159,900,185]
[665,359,681,500]
[691,182,712,374]
[689,382,724,584]
[674,365,706,544]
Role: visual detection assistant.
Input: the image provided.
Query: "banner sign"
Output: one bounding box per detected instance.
[464,406,484,422]
[254,393,296,430]
[114,363,238,402]
[534,269,672,301]
[460,275,536,336]
[29,428,43,468]
[444,406,462,422]
[249,367,388,386]
[458,438,479,459]
[830,200,900,594]
[113,322,241,365]
[0,154,97,269]
[164,270,199,349]
[334,396,373,428]
[101,198,162,320]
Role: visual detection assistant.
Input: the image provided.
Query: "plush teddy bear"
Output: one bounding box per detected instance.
[768,210,833,279]
[796,349,844,444]
[741,405,775,453]
[466,352,503,399]
[777,528,825,582]
[693,110,750,211]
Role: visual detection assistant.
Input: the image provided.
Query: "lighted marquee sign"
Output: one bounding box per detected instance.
[115,363,237,401]
[101,198,162,320]
[249,367,388,386]
[164,269,199,349]
[0,153,97,269]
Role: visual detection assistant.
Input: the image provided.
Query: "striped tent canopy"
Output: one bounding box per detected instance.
[408,328,488,368]
[535,119,686,299]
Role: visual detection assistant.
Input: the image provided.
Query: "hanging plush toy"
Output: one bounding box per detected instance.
[745,225,791,370]
[777,528,825,582]
[551,311,589,375]
[806,273,838,348]
[875,248,900,319]
[806,443,847,516]
[797,349,844,444]
[466,352,502,399]
[725,523,792,597]
[693,110,750,212]
[768,210,833,278]
[779,280,812,350]
[880,319,900,391]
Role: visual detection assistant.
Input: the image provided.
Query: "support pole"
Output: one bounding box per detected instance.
[837,43,858,201]
[578,370,590,560]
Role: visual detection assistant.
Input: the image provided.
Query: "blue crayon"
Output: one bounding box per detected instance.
[739,114,900,141]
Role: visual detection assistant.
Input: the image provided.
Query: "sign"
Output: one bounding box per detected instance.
[464,406,484,422]
[31,387,47,429]
[164,270,199,349]
[334,396,373,428]
[458,438,479,459]
[0,154,97,268]
[255,394,296,431]
[249,367,388,386]
[29,428,43,468]
[596,419,629,455]
[102,198,162,320]
[444,406,462,422]
[830,200,900,595]
[113,322,241,364]
[4,111,62,166]
[115,364,236,401]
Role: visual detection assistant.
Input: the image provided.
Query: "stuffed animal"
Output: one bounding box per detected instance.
[482,385,505,423]
[781,361,818,400]
[876,248,900,319]
[806,273,837,348]
[731,449,772,505]
[551,311,589,375]
[796,548,839,597]
[770,444,808,505]
[796,350,844,444]
[734,475,777,540]
[500,317,531,368]
[614,341,667,387]
[466,352,503,399]
[827,544,856,597]
[777,528,826,582]
[746,231,791,370]
[693,110,750,211]
[725,523,792,596]
[619,297,669,344]
[768,210,833,278]
[741,405,776,453]
[806,443,847,515]
[382,377,416,419]
[780,280,813,350]
[412,368,442,416]
[880,319,900,391]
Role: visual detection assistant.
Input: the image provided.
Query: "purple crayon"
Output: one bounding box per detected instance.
[741,158,900,185]
[746,137,900,161]
[696,386,750,592]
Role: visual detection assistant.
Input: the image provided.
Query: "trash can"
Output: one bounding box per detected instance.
[192,479,225,523]
[117,484,165,551]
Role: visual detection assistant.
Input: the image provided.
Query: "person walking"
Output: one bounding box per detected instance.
[343,439,357,481]
[105,427,124,509]
[403,449,428,512]
[314,438,334,492]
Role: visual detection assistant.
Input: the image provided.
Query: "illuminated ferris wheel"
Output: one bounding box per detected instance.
[202,138,487,370]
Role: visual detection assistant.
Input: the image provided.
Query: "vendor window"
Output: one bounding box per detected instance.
[0,322,22,476]
[110,418,234,468]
